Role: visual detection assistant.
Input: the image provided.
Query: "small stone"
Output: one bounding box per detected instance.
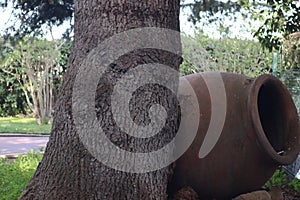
[233,190,271,200]
[173,187,199,200]
[268,187,283,200]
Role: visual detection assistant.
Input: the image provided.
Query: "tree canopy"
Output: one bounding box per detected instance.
[183,0,299,50]
[241,0,300,51]
[1,0,299,50]
[0,0,73,37]
[181,0,242,24]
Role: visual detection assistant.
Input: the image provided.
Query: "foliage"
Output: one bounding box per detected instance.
[0,38,28,116]
[265,169,288,188]
[0,0,248,40]
[183,0,300,52]
[278,69,300,117]
[181,0,242,24]
[1,0,239,36]
[0,35,71,119]
[180,34,272,77]
[282,32,300,69]
[0,117,51,134]
[52,38,72,92]
[0,150,43,200]
[182,0,300,51]
[0,0,73,38]
[241,0,300,51]
[288,178,300,193]
[1,37,68,124]
[1,0,299,52]
[0,70,28,117]
[264,169,300,194]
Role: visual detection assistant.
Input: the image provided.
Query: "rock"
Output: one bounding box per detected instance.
[268,187,283,200]
[172,187,199,200]
[233,190,271,200]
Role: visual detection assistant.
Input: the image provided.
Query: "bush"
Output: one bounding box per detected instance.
[0,69,28,117]
[180,34,273,77]
[265,169,300,194]
[265,169,288,188]
[288,179,300,193]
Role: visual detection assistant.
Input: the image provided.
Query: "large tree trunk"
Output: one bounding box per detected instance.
[20,0,181,199]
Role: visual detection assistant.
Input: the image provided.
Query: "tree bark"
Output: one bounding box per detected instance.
[20,0,181,199]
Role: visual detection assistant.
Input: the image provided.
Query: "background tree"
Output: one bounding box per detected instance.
[2,0,298,50]
[1,36,67,124]
[241,0,300,51]
[0,38,27,116]
[2,0,299,37]
[282,32,300,69]
[0,0,73,38]
[181,0,299,51]
[181,0,243,28]
[180,33,273,77]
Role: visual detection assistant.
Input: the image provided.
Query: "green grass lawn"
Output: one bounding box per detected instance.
[0,150,43,200]
[0,117,51,134]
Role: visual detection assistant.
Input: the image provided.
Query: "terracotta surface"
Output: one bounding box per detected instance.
[171,72,300,199]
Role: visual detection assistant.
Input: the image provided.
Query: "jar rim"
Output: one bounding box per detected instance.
[248,74,300,165]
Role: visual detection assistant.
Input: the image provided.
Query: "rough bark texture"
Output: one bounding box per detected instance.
[20,0,181,199]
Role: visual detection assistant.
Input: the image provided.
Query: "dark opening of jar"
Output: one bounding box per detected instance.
[257,81,286,153]
[250,75,300,165]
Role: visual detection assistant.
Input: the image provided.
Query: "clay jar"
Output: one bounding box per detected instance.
[171,72,300,199]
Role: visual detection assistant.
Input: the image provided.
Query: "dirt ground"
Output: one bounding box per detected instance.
[281,185,300,200]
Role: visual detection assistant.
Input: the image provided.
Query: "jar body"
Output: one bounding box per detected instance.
[171,72,300,199]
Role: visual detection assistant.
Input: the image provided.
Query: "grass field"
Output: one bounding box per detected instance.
[0,150,43,200]
[0,117,51,134]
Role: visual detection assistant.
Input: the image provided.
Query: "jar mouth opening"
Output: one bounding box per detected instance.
[249,74,300,165]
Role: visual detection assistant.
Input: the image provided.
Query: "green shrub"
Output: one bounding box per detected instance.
[0,68,28,117]
[265,169,300,194]
[0,150,43,200]
[288,178,300,193]
[180,34,273,77]
[265,169,288,188]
